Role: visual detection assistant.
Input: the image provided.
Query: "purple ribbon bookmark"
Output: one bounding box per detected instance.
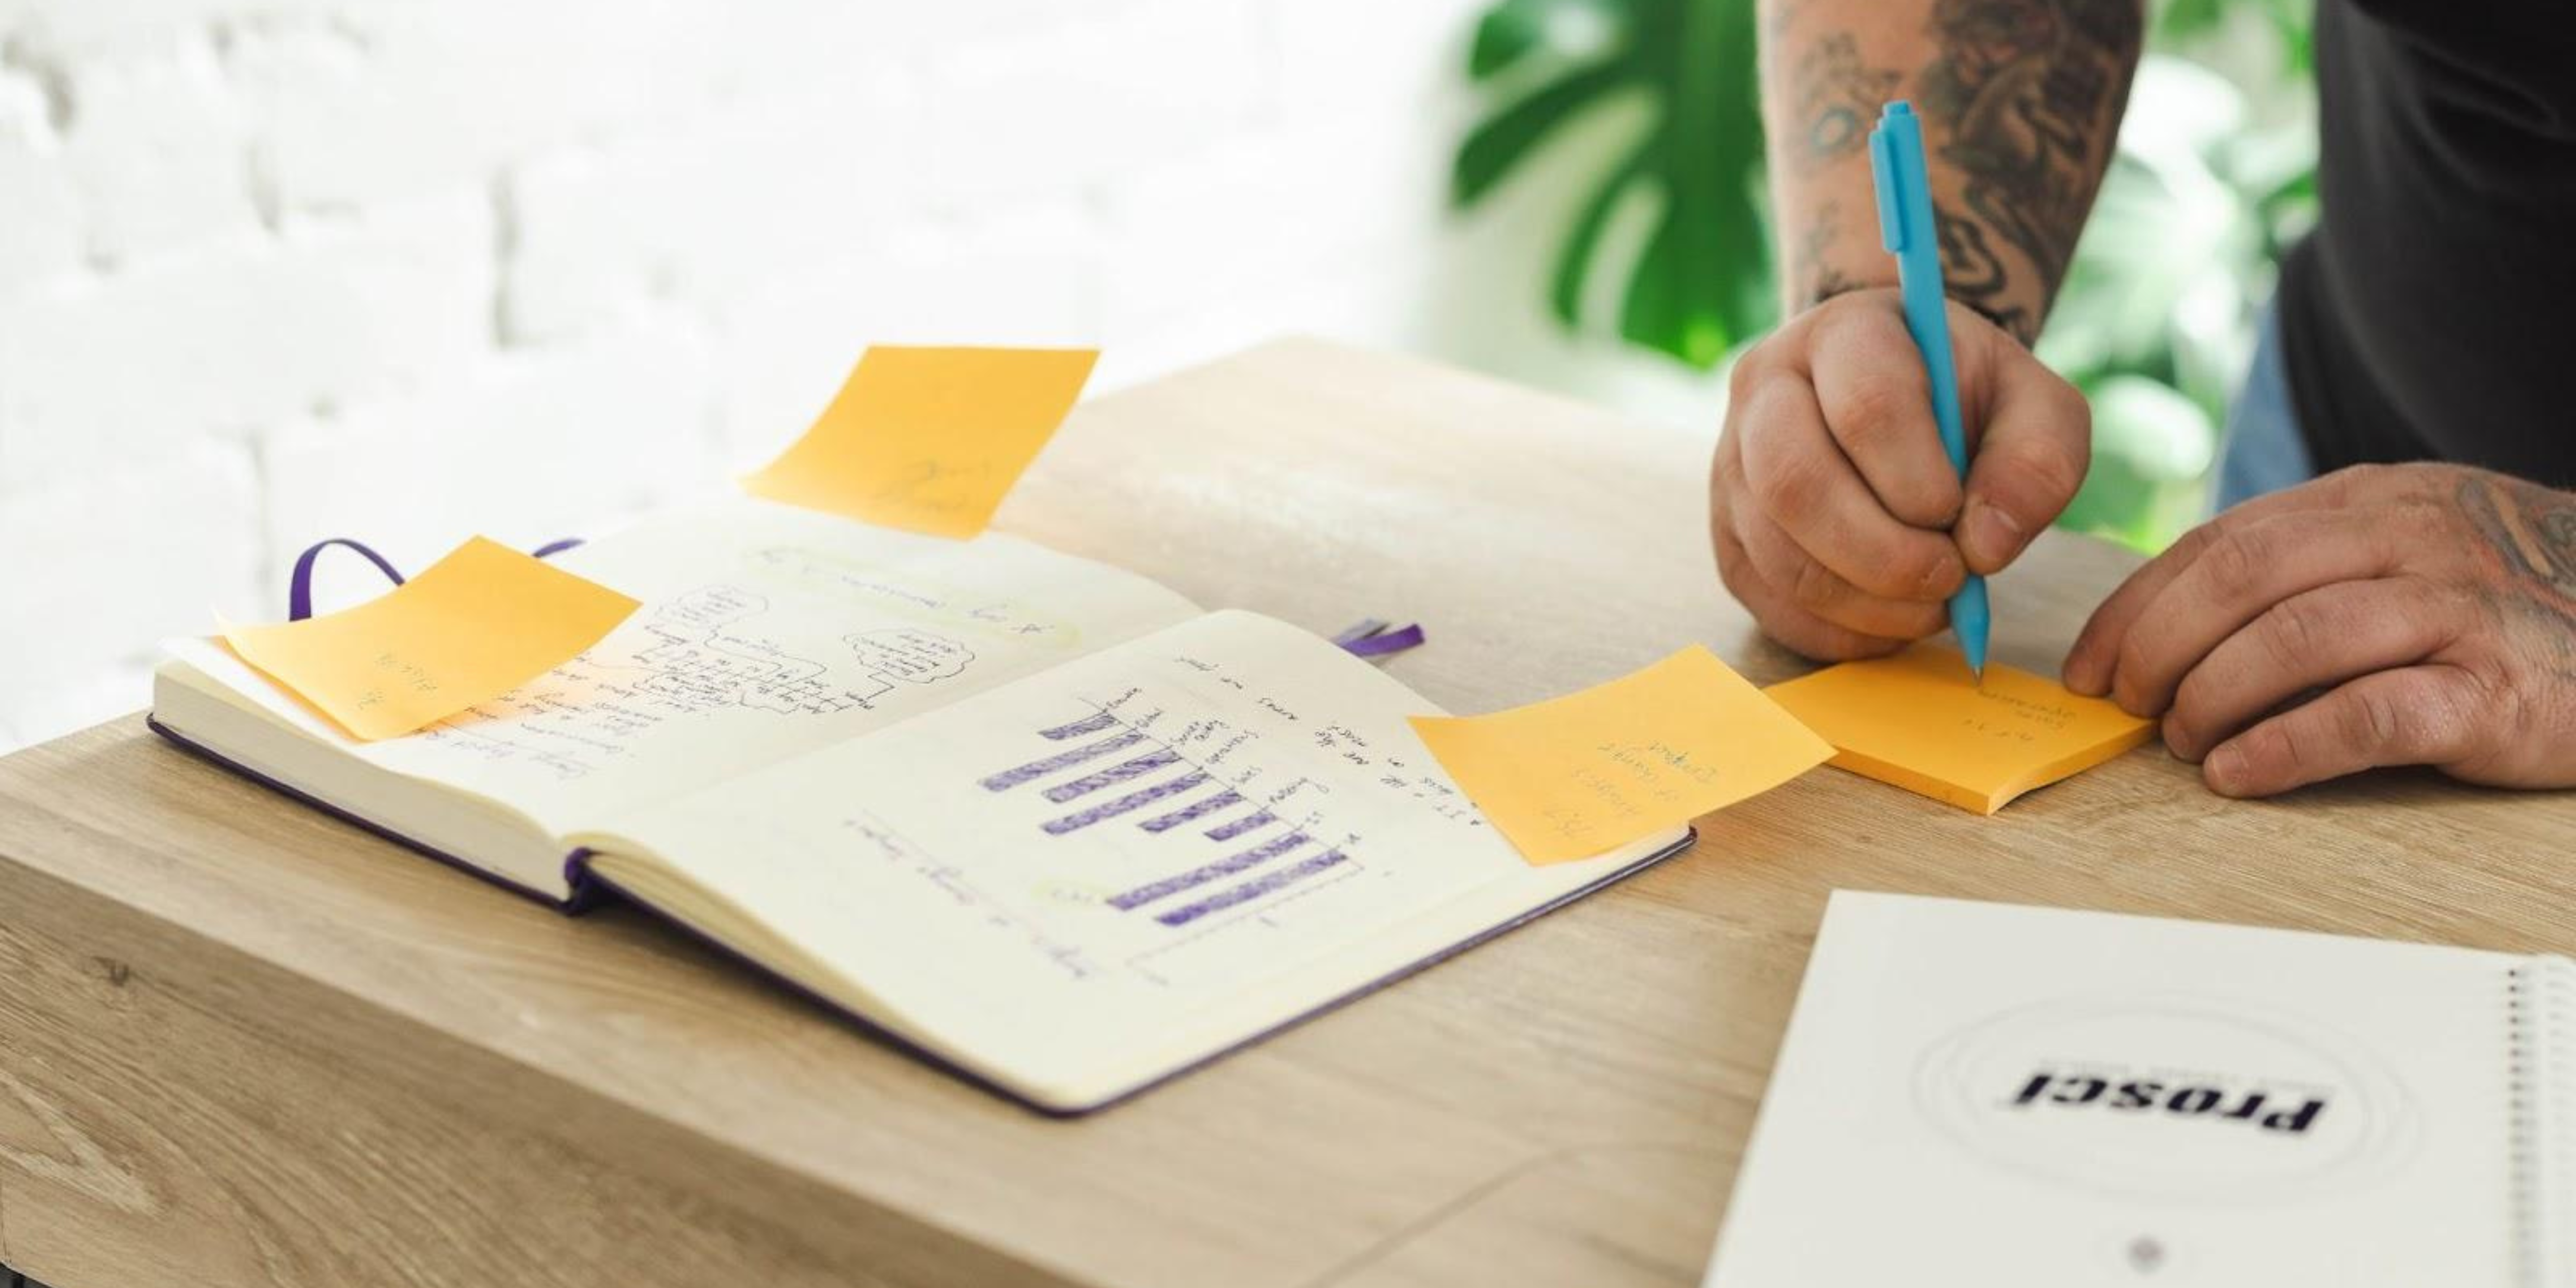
[1332,619,1426,659]
[286,535,587,621]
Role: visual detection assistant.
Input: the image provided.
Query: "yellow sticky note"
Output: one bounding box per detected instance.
[221,537,640,742]
[1764,644,2153,815]
[742,345,1099,537]
[1409,647,1833,865]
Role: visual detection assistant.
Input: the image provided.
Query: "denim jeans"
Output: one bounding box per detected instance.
[2213,303,2316,512]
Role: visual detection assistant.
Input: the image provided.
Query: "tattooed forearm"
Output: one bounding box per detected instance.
[1789,35,1902,171]
[1933,201,2035,343]
[1918,0,2143,315]
[1790,201,1867,308]
[1758,0,2139,335]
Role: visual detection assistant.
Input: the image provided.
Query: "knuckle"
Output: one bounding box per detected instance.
[2351,685,2407,749]
[2171,522,2220,565]
[1711,440,1744,502]
[1717,556,1756,604]
[2383,673,2477,758]
[2337,462,2386,494]
[2198,524,2267,597]
[1727,350,1768,400]
[1830,375,1915,452]
[2261,599,2327,673]
[1892,598,1948,638]
[1849,535,1943,601]
[1714,524,1758,592]
[2317,462,2387,507]
[1754,449,1832,518]
[2010,436,2089,508]
[1900,542,1959,599]
[2049,376,2093,427]
[1789,554,1846,610]
[2384,496,2444,542]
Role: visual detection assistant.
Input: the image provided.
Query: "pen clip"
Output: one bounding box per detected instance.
[1868,125,1907,255]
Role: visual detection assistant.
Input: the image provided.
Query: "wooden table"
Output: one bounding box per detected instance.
[3,340,2571,1288]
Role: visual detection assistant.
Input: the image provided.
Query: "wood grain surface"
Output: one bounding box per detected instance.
[2,338,2570,1288]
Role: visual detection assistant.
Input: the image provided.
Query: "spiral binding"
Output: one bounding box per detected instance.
[2510,957,2576,1288]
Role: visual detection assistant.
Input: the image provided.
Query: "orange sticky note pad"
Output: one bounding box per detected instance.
[1763,644,2153,815]
[221,537,640,742]
[742,345,1099,538]
[1409,646,1833,865]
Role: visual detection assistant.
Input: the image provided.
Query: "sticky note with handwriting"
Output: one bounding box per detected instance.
[1763,644,2153,815]
[742,345,1099,538]
[220,537,640,742]
[1408,646,1833,864]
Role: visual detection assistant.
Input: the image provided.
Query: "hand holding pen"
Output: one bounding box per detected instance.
[1710,102,2091,670]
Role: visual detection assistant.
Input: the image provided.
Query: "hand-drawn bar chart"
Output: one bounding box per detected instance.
[982,704,1357,928]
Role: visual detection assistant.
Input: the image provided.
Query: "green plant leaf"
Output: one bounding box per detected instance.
[1470,0,1613,78]
[1616,0,1767,366]
[2154,0,2228,41]
[1470,0,1548,78]
[1452,58,1633,207]
[1457,0,1775,365]
[1550,139,1652,325]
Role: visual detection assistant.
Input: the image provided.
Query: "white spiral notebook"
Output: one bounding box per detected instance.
[1704,890,2575,1287]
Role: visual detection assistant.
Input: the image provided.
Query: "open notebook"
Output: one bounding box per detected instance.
[152,496,1689,1113]
[1704,891,2576,1286]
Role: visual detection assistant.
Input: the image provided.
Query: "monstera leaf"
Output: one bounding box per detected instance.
[1454,0,1771,369]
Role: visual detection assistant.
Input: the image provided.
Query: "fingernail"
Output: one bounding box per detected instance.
[2062,650,2105,697]
[2160,713,2197,763]
[2205,744,2245,793]
[1967,500,2022,569]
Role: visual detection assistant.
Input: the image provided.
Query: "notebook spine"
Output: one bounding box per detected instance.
[2510,957,2576,1288]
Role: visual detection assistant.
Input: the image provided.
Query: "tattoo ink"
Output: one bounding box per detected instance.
[1791,34,1903,171]
[1914,0,2143,321]
[2464,477,2576,601]
[1791,200,1867,310]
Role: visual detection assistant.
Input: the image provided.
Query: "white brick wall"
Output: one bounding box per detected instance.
[0,0,1719,754]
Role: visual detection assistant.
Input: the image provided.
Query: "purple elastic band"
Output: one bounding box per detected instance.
[1333,620,1426,659]
[287,538,406,622]
[286,535,585,621]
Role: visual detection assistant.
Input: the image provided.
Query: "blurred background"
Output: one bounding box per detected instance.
[0,0,2311,754]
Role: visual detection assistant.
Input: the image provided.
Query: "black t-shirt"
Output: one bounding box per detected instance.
[2276,0,2576,489]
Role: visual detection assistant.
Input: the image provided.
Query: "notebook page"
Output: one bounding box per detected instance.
[1707,891,2517,1287]
[584,609,1665,1106]
[169,497,1202,836]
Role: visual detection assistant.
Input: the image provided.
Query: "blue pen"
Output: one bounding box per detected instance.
[1868,100,1989,681]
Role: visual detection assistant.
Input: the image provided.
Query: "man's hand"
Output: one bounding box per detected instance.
[1711,288,2092,660]
[2064,463,2576,797]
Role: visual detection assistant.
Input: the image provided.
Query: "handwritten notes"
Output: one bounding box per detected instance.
[220,537,640,742]
[742,345,1099,537]
[1408,647,1832,864]
[1763,644,2152,815]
